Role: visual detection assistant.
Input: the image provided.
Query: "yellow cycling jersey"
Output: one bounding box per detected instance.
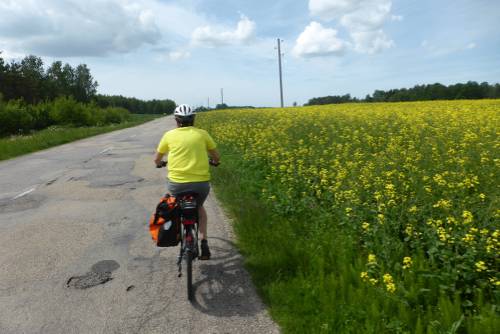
[157,126,217,183]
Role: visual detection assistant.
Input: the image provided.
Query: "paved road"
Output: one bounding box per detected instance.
[0,116,280,334]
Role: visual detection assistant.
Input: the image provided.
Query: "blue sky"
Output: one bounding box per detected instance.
[1,0,499,107]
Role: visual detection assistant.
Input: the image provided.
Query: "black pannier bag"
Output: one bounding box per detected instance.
[149,194,180,247]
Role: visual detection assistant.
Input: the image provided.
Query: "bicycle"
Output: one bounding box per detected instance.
[156,159,219,300]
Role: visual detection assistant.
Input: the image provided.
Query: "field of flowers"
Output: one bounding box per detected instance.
[197,100,499,333]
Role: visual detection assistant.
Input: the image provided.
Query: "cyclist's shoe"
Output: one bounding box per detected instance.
[200,240,211,260]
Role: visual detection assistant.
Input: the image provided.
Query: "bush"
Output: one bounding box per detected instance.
[103,107,130,124]
[50,96,92,126]
[28,102,54,130]
[0,96,133,137]
[0,100,33,136]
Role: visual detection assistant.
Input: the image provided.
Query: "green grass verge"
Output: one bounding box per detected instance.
[209,148,499,334]
[0,114,162,161]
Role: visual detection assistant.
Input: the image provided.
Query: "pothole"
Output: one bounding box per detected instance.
[67,271,113,289]
[67,260,120,289]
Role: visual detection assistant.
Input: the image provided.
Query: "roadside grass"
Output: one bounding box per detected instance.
[0,114,163,161]
[210,147,499,334]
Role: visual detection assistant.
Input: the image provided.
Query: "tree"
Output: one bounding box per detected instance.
[73,64,98,102]
[215,103,228,109]
[17,55,45,104]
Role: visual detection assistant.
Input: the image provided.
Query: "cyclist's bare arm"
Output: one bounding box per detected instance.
[208,149,220,164]
[154,152,164,166]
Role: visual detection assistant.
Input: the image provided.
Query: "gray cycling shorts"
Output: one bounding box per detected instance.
[166,180,210,207]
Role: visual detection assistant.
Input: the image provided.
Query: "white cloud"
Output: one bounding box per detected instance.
[339,0,392,31]
[391,15,403,21]
[0,0,161,57]
[169,50,191,61]
[351,30,394,54]
[466,42,476,49]
[292,22,346,58]
[301,0,396,56]
[309,0,359,21]
[191,15,256,47]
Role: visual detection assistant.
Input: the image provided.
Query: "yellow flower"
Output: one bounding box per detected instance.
[360,272,369,281]
[402,257,413,269]
[383,273,394,284]
[462,234,475,243]
[446,217,457,225]
[368,254,377,265]
[408,205,418,213]
[369,278,378,285]
[489,277,500,286]
[475,261,487,272]
[405,224,414,236]
[386,282,396,293]
[383,273,396,293]
[462,210,473,224]
[362,222,370,231]
[345,207,353,216]
[433,199,452,210]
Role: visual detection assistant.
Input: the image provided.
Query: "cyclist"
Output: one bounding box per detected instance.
[154,104,220,260]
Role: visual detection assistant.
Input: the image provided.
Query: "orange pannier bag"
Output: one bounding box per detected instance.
[149,194,180,247]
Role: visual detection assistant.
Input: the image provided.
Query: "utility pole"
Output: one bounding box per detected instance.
[221,88,224,105]
[207,97,210,109]
[277,38,284,108]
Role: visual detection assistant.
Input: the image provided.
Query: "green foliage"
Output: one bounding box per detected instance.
[307,82,500,106]
[102,107,131,124]
[0,96,131,136]
[28,102,54,130]
[50,96,92,126]
[306,94,357,105]
[0,54,98,104]
[0,100,33,134]
[94,94,176,114]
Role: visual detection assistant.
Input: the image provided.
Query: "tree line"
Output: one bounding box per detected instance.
[0,53,97,104]
[306,81,500,106]
[0,52,175,114]
[95,94,176,115]
[0,52,177,136]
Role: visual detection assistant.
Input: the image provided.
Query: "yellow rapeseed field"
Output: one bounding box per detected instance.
[198,100,499,332]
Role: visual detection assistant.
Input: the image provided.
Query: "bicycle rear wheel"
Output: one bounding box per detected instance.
[186,249,193,300]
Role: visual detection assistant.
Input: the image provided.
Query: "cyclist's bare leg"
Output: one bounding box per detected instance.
[198,206,207,240]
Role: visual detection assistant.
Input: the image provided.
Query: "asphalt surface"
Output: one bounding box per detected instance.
[0,116,280,334]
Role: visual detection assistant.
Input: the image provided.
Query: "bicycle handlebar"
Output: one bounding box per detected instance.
[156,159,219,168]
[209,159,220,167]
[156,161,167,168]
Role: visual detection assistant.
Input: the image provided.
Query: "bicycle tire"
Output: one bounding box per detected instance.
[186,249,193,300]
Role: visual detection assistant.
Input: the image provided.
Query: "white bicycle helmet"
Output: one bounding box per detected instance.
[174,104,195,117]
